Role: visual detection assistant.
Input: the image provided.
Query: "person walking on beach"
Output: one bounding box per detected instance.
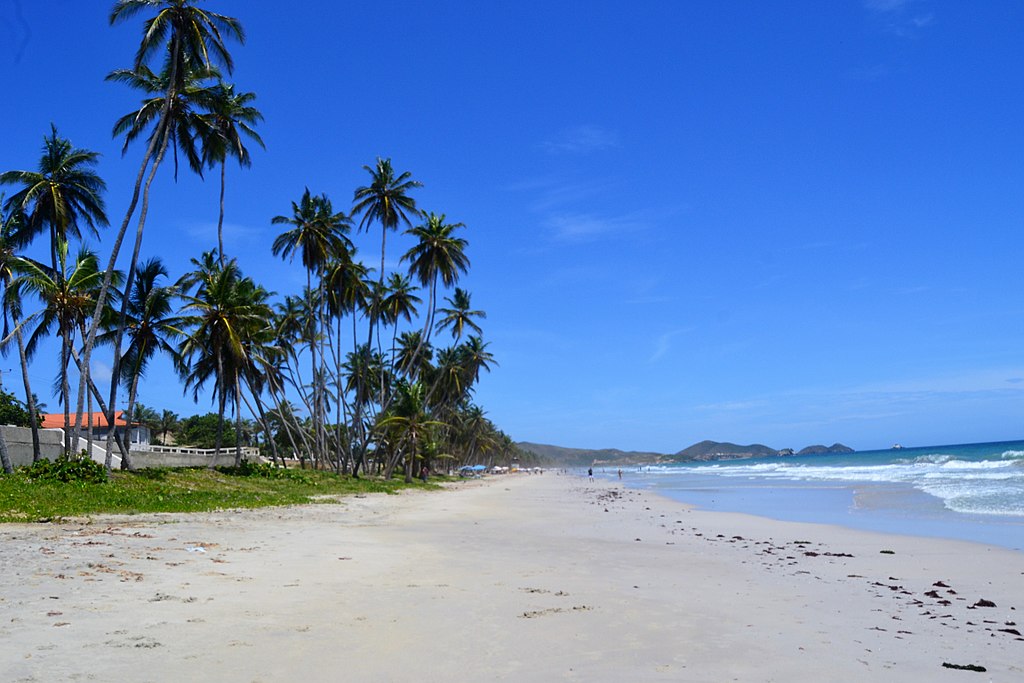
[587,467,593,480]
[617,468,622,479]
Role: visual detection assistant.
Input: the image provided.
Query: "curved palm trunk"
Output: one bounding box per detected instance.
[241,387,279,465]
[61,328,72,458]
[75,33,182,462]
[234,374,243,467]
[218,161,226,266]
[14,320,40,461]
[211,350,226,468]
[100,126,171,472]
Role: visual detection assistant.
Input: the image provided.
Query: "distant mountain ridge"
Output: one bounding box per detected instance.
[517,440,853,466]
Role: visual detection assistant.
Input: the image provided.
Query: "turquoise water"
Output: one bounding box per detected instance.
[609,440,1024,551]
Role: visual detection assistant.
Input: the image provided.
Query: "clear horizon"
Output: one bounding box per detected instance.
[3,1,1023,453]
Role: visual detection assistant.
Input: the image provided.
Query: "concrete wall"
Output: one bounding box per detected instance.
[0,426,263,470]
[130,451,246,468]
[1,426,64,468]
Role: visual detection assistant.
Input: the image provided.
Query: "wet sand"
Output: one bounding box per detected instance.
[1,474,1022,682]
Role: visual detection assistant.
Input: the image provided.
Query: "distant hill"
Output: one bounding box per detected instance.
[797,443,855,455]
[516,442,667,467]
[673,440,777,461]
[518,439,856,467]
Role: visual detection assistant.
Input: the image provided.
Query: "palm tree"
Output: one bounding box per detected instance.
[435,287,486,341]
[178,257,271,466]
[200,82,264,264]
[0,125,109,273]
[157,408,178,445]
[272,189,352,464]
[402,211,469,338]
[459,335,497,386]
[0,200,42,464]
[97,58,221,462]
[11,241,116,457]
[395,330,433,381]
[351,158,421,350]
[379,380,440,482]
[77,0,245,465]
[96,257,181,467]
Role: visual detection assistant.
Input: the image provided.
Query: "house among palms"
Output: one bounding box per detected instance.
[41,412,151,447]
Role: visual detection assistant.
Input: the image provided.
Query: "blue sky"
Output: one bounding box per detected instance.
[2,0,1023,452]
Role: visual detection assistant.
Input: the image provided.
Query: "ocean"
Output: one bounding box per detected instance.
[607,440,1024,552]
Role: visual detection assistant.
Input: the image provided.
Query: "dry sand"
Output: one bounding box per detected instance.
[1,473,1022,682]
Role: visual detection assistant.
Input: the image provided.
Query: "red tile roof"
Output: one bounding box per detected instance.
[40,411,132,430]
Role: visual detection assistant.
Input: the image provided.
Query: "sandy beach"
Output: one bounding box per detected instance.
[2,473,1022,682]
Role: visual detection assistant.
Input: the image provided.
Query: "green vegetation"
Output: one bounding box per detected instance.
[0,462,421,523]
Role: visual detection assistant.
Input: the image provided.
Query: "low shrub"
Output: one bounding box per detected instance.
[20,456,107,484]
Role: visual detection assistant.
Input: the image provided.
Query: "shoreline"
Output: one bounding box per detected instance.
[2,474,1022,681]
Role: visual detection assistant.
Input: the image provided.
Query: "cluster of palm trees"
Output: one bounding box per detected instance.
[0,1,524,480]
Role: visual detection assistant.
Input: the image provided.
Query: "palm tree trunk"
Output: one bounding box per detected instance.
[0,426,13,474]
[73,130,159,456]
[100,125,171,472]
[74,33,181,459]
[218,161,226,266]
[234,374,243,467]
[14,321,40,461]
[61,329,72,458]
[212,351,226,468]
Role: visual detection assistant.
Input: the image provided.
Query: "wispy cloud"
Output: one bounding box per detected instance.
[543,211,643,242]
[542,125,619,154]
[184,220,266,244]
[649,329,691,363]
[863,0,934,37]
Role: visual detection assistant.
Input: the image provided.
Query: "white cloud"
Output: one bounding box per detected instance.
[543,125,619,154]
[543,211,643,242]
[649,329,690,363]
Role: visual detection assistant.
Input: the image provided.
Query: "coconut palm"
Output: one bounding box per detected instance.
[402,211,468,337]
[77,0,245,462]
[0,125,109,273]
[200,82,264,263]
[351,158,421,358]
[379,380,440,482]
[178,257,272,466]
[157,408,178,445]
[352,158,421,282]
[12,241,118,456]
[434,287,486,341]
[96,257,181,467]
[272,189,352,463]
[0,201,44,465]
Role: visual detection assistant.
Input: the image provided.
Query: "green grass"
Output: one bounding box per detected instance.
[0,465,432,523]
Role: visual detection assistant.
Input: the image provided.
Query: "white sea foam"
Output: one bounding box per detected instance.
[680,453,1024,517]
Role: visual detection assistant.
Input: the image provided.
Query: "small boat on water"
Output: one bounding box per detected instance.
[892,443,904,450]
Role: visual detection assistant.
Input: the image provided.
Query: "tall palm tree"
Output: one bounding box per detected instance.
[272,189,352,463]
[98,57,218,464]
[351,158,421,341]
[0,201,43,464]
[178,257,271,466]
[379,380,440,483]
[402,211,469,338]
[77,0,245,464]
[435,287,486,341]
[12,241,117,457]
[97,257,181,468]
[200,82,264,264]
